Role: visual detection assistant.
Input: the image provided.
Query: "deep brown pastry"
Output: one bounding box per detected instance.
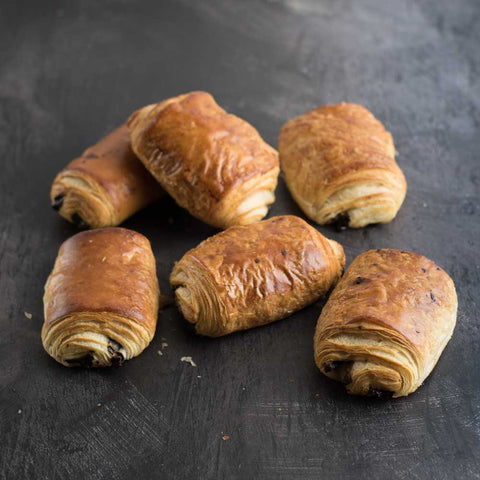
[51,124,163,229]
[170,215,345,336]
[128,91,279,229]
[278,102,407,228]
[42,227,159,367]
[314,249,457,397]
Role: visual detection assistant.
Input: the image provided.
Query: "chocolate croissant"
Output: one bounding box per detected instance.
[42,228,159,367]
[314,249,457,397]
[128,91,279,229]
[51,124,163,229]
[278,103,407,228]
[170,215,345,336]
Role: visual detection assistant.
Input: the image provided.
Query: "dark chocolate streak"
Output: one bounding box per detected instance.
[368,387,394,399]
[108,339,124,367]
[324,361,339,373]
[51,194,64,210]
[66,353,94,368]
[71,213,90,229]
[331,212,350,231]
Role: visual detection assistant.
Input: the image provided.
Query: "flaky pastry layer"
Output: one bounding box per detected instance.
[42,227,159,367]
[51,124,162,229]
[314,249,457,397]
[279,102,407,228]
[170,215,345,336]
[128,91,279,229]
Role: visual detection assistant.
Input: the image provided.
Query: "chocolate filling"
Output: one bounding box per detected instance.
[107,338,124,367]
[330,212,350,231]
[323,361,339,373]
[51,194,64,211]
[368,386,393,398]
[66,353,93,368]
[71,213,90,230]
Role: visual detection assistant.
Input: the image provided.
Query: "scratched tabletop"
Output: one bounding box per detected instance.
[1,1,479,479]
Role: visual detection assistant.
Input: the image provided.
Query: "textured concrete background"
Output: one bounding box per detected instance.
[1,0,479,479]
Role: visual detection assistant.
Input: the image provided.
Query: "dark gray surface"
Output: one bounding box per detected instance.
[1,0,479,479]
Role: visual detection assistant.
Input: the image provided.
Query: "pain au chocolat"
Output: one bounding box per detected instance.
[314,249,457,397]
[128,91,279,229]
[51,124,163,229]
[42,228,159,367]
[170,215,345,336]
[278,103,407,228]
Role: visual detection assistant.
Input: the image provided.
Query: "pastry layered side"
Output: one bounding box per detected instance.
[51,124,163,229]
[128,91,280,229]
[42,228,159,367]
[278,103,407,228]
[314,249,457,397]
[170,215,345,336]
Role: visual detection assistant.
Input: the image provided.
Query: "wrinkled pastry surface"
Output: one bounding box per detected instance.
[128,91,279,229]
[314,249,457,397]
[279,102,407,228]
[171,215,345,336]
[42,227,159,367]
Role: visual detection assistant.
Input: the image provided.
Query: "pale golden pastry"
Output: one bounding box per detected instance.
[170,215,345,336]
[128,91,279,229]
[278,102,407,228]
[42,228,159,367]
[51,124,163,229]
[314,249,457,397]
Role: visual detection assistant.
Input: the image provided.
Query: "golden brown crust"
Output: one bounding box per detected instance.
[51,124,163,229]
[170,215,345,336]
[278,103,407,228]
[314,249,457,397]
[128,91,279,228]
[42,227,160,367]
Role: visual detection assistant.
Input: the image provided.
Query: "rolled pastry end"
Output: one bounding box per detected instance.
[51,172,116,229]
[314,179,407,229]
[327,238,346,271]
[314,330,418,398]
[170,264,227,337]
[215,166,280,228]
[41,312,154,367]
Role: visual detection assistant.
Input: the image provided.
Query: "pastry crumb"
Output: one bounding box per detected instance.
[157,350,163,356]
[197,375,201,378]
[180,356,197,367]
[222,435,230,441]
[96,403,101,407]
[18,409,22,414]
[24,312,32,319]
[161,342,168,349]
[288,378,295,383]
[101,256,107,262]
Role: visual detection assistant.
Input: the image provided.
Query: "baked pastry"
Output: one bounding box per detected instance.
[51,124,163,229]
[170,215,345,336]
[42,227,159,367]
[314,249,457,397]
[128,91,279,229]
[278,102,407,228]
